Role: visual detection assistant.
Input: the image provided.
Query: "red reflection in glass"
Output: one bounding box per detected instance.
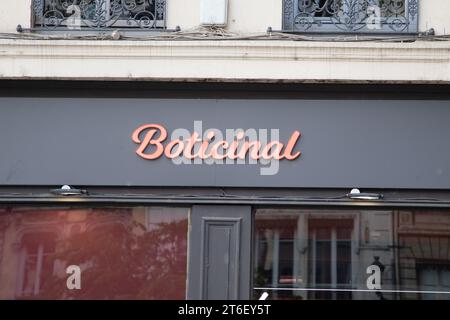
[0,207,188,300]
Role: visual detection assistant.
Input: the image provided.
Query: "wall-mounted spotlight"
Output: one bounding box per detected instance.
[346,188,383,201]
[50,185,87,196]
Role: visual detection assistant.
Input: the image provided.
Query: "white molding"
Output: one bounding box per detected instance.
[0,39,449,83]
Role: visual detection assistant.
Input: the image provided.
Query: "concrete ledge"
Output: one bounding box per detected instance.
[0,39,449,83]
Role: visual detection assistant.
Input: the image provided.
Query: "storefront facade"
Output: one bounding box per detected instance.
[1,82,450,300]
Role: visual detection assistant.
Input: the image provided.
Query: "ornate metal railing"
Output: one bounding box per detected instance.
[283,0,418,33]
[32,0,166,30]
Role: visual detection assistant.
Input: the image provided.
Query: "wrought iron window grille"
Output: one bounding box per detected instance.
[32,0,166,31]
[283,0,419,34]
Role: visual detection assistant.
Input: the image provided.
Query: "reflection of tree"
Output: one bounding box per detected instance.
[37,217,188,300]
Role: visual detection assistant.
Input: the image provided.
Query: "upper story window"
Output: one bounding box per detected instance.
[283,0,419,34]
[32,0,166,30]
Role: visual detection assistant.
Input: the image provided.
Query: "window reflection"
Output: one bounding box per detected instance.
[18,232,56,297]
[0,207,189,300]
[254,209,450,300]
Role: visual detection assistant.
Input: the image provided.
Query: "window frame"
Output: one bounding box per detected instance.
[31,0,167,32]
[282,0,419,34]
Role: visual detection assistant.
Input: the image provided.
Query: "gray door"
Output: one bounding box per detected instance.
[187,205,252,300]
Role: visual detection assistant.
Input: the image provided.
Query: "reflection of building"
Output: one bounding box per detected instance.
[2,206,450,300]
[254,209,450,300]
[0,207,188,300]
[0,207,134,298]
[397,210,450,300]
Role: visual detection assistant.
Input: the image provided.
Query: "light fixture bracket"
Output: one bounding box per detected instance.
[50,185,87,196]
[346,188,383,201]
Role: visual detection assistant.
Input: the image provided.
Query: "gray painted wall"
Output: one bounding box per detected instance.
[1,97,450,188]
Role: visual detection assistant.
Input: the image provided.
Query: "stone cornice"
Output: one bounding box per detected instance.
[0,39,449,83]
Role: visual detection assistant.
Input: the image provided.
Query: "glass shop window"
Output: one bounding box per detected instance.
[0,206,189,300]
[417,262,450,300]
[253,208,450,300]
